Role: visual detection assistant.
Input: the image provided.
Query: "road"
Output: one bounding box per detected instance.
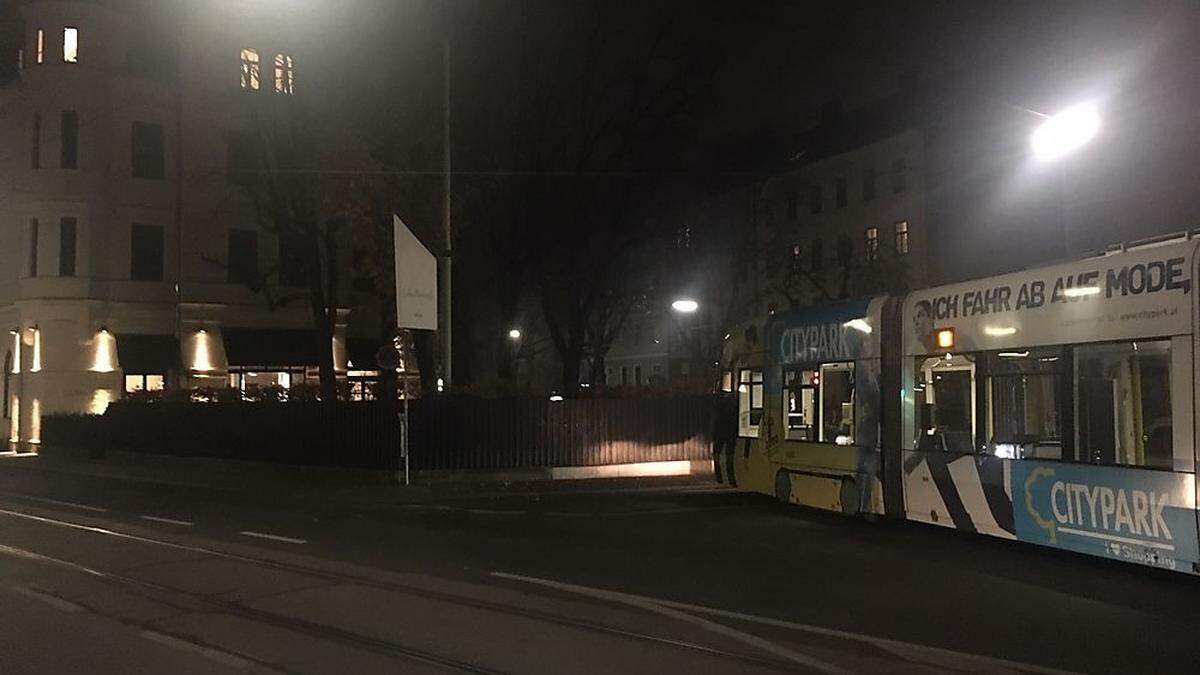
[0,459,1197,674]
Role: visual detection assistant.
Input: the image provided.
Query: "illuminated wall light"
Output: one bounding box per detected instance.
[1062,286,1101,298]
[29,328,41,372]
[983,325,1017,337]
[842,318,873,334]
[88,389,114,415]
[192,329,213,372]
[91,329,118,373]
[28,398,40,445]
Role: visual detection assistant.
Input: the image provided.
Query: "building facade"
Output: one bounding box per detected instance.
[0,1,365,448]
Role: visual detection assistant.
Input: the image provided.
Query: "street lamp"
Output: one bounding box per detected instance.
[508,328,521,340]
[1031,103,1100,161]
[671,298,699,314]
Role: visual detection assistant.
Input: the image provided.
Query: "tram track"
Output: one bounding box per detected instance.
[0,503,813,673]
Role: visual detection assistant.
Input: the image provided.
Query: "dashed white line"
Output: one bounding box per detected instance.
[19,495,109,513]
[238,530,307,545]
[10,584,83,613]
[139,515,194,527]
[140,630,254,670]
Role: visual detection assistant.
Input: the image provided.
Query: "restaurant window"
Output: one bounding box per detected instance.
[274,53,294,94]
[835,177,847,208]
[865,227,878,262]
[63,27,78,63]
[61,110,78,169]
[240,48,260,90]
[894,220,909,255]
[783,368,818,441]
[130,223,164,281]
[59,217,76,277]
[131,122,165,179]
[862,168,876,202]
[738,369,764,437]
[125,374,165,394]
[809,184,822,214]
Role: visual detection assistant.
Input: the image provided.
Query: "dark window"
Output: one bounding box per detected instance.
[31,112,40,169]
[891,158,907,193]
[59,217,76,276]
[3,351,9,418]
[675,226,691,249]
[131,122,165,179]
[863,168,876,202]
[809,184,822,214]
[786,189,798,219]
[635,365,642,386]
[227,130,256,176]
[278,234,307,287]
[791,244,802,274]
[865,227,878,262]
[29,218,38,277]
[621,366,628,385]
[811,238,823,271]
[228,229,259,285]
[835,177,847,208]
[836,234,853,267]
[130,223,164,281]
[61,110,78,169]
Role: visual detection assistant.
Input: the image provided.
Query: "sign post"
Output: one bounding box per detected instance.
[393,215,438,486]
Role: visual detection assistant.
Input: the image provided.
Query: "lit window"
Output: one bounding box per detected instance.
[274,53,294,94]
[894,220,909,255]
[63,27,78,63]
[865,227,879,261]
[35,29,44,64]
[240,48,260,90]
[124,375,144,393]
[819,362,855,443]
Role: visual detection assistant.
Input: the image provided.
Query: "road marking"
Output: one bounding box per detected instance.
[10,584,83,613]
[492,571,1079,675]
[492,571,847,674]
[140,630,254,670]
[140,515,194,527]
[464,508,522,515]
[238,531,307,545]
[19,495,109,513]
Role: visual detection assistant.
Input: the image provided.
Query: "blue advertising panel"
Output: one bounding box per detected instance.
[1012,461,1199,573]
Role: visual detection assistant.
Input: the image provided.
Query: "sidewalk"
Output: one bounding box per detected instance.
[0,446,718,508]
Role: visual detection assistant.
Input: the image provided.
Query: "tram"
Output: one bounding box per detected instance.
[717,233,1199,574]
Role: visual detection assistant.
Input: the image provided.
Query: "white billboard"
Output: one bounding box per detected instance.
[394,215,438,331]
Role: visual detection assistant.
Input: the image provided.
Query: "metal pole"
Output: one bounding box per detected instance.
[439,37,453,388]
[402,392,410,486]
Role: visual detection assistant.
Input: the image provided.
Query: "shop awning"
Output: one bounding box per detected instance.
[116,334,180,374]
[223,328,320,368]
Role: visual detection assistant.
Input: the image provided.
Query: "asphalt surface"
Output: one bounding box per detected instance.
[0,455,1197,674]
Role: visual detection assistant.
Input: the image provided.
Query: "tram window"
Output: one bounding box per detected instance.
[914,354,976,453]
[783,369,818,440]
[984,348,1064,460]
[738,369,763,437]
[1075,340,1172,470]
[819,362,854,444]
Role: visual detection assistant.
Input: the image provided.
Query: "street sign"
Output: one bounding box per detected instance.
[394,215,438,330]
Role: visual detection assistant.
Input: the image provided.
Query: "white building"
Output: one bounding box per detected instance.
[0,1,361,448]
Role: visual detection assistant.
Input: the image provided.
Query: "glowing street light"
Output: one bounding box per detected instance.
[671,298,699,314]
[1031,103,1100,161]
[508,328,522,340]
